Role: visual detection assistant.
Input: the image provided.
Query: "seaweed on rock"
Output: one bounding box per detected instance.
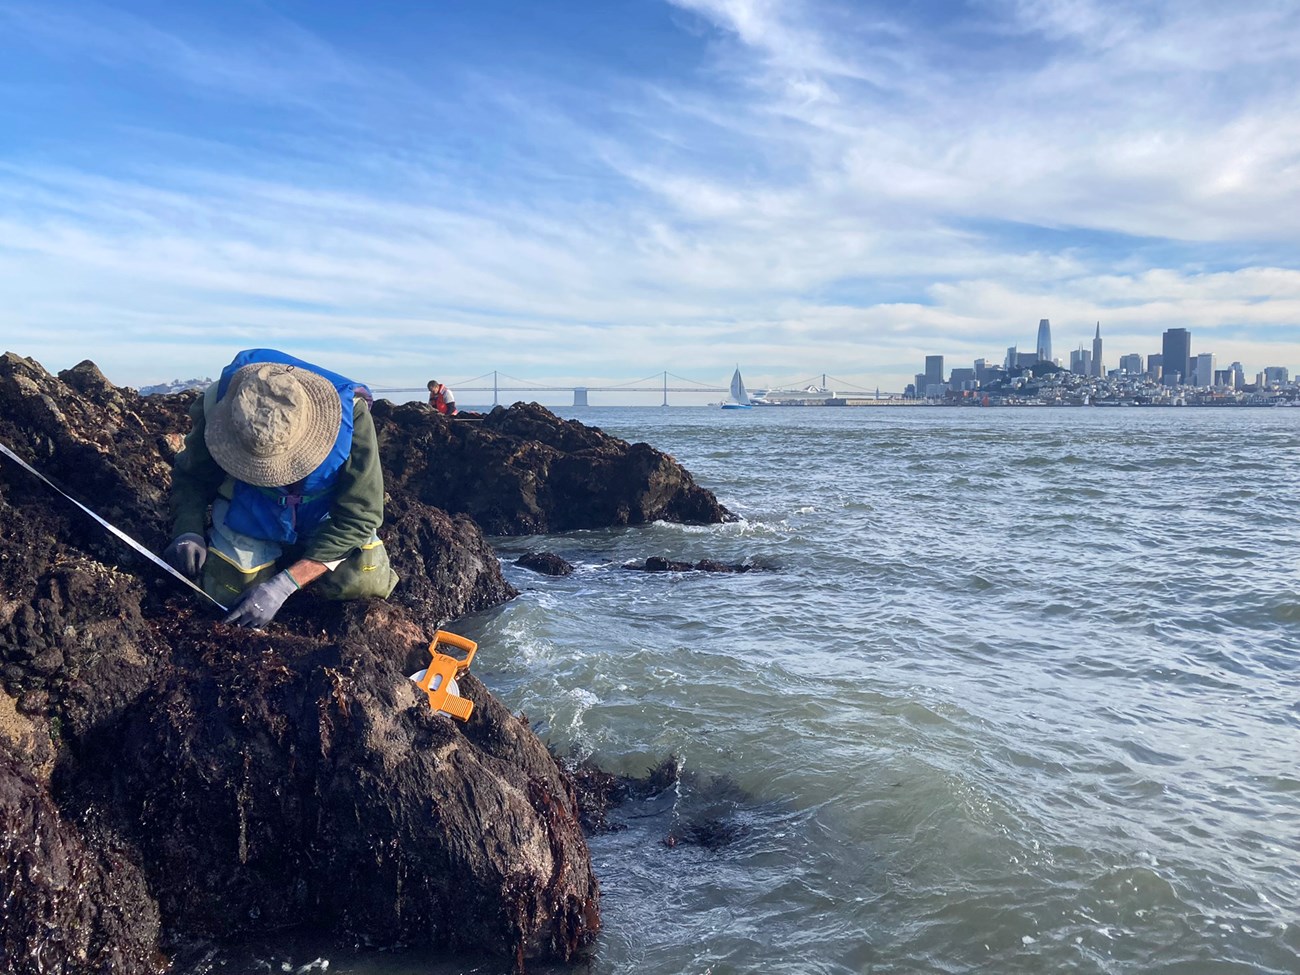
[2,354,674,972]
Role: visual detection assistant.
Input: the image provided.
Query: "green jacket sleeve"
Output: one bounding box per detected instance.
[301,400,386,564]
[169,393,224,539]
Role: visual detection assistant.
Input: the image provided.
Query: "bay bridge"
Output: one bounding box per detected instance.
[374,370,896,407]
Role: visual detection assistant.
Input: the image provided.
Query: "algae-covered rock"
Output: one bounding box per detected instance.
[0,353,599,971]
[67,601,597,961]
[1,745,164,975]
[373,400,735,534]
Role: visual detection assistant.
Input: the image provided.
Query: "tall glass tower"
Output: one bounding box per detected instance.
[1161,328,1191,385]
[924,355,944,393]
[1036,319,1052,363]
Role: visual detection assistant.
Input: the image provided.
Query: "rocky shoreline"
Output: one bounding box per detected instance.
[0,352,733,974]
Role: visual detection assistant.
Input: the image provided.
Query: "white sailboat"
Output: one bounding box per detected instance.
[721,367,753,409]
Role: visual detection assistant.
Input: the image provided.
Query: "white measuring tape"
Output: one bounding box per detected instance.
[0,440,227,610]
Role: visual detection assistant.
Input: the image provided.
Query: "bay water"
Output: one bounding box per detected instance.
[219,406,1300,975]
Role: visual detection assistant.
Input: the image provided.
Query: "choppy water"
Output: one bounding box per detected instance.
[223,406,1300,975]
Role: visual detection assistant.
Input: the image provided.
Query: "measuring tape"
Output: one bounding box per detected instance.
[0,440,227,611]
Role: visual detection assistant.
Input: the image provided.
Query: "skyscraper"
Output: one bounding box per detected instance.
[1036,319,1052,363]
[1161,328,1191,386]
[1091,322,1103,378]
[924,355,944,396]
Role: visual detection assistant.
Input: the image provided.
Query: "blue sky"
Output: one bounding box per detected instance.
[2,0,1299,400]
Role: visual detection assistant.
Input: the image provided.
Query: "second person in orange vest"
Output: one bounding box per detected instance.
[427,380,458,416]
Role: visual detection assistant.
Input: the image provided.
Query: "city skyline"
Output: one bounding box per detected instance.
[917,318,1291,396]
[2,1,1300,398]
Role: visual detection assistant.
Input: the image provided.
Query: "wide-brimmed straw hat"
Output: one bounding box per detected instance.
[204,362,342,487]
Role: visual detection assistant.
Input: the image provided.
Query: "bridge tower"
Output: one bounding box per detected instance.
[573,387,589,407]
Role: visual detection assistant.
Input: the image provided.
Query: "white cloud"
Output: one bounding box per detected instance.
[0,0,1298,395]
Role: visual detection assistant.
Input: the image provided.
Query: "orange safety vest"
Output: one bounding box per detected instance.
[430,386,456,415]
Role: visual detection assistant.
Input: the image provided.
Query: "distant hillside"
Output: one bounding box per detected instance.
[136,377,212,395]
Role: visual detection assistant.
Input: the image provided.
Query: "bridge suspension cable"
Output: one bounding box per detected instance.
[596,371,680,390]
[446,371,496,387]
[665,371,722,389]
[763,374,825,391]
[822,374,879,393]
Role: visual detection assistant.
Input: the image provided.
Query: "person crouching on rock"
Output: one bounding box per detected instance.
[427,379,458,416]
[163,349,399,628]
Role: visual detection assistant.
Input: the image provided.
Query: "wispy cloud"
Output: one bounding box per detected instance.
[0,1,374,107]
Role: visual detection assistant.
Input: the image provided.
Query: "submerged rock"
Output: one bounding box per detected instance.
[626,556,756,573]
[515,552,575,576]
[564,754,756,850]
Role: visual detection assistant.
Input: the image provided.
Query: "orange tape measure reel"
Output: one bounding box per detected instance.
[409,630,477,721]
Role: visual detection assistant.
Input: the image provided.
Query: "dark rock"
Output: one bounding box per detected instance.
[0,351,743,970]
[565,755,754,849]
[14,691,47,716]
[0,354,603,969]
[692,559,754,573]
[660,770,757,850]
[372,400,735,535]
[0,353,177,565]
[515,552,575,576]
[65,601,597,962]
[564,755,681,834]
[638,556,694,572]
[381,493,519,623]
[0,552,165,746]
[1,744,164,975]
[662,816,752,850]
[627,556,755,573]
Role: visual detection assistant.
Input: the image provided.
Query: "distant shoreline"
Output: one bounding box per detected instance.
[757,400,1300,408]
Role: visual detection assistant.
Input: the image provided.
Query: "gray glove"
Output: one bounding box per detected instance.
[163,532,207,578]
[223,571,299,628]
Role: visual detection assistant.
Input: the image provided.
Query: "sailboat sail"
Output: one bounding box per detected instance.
[729,368,751,406]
